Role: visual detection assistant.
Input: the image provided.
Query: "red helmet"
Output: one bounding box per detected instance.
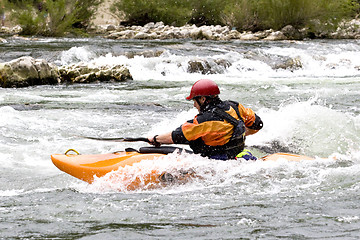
[186,79,220,100]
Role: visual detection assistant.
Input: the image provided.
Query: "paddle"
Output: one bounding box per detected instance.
[80,136,151,143]
[81,136,271,155]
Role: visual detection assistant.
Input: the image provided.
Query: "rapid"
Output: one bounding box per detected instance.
[0,38,360,239]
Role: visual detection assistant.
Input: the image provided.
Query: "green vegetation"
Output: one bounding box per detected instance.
[4,0,360,36]
[188,0,224,26]
[9,0,102,36]
[256,0,358,31]
[112,0,359,32]
[110,0,191,26]
[111,0,226,27]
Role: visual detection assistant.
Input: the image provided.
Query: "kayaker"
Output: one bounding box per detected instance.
[148,79,263,160]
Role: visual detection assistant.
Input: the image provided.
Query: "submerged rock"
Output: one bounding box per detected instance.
[187,59,231,74]
[274,57,303,71]
[58,63,133,83]
[125,50,164,59]
[0,56,59,88]
[187,60,212,74]
[244,51,303,71]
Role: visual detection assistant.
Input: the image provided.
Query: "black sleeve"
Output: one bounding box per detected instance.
[171,126,189,144]
[248,114,263,130]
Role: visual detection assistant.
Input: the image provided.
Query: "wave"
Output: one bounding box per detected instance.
[250,99,360,157]
[56,40,360,81]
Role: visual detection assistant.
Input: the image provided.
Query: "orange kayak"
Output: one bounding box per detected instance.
[51,147,315,190]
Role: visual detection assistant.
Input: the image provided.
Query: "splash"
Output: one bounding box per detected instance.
[71,150,344,194]
[0,189,24,197]
[58,46,96,65]
[0,106,18,126]
[249,98,360,157]
[85,152,205,192]
[66,41,360,82]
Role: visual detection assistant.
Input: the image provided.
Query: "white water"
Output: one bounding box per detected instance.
[0,38,360,239]
[53,39,360,81]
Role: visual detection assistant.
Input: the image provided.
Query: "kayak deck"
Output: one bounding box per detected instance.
[51,148,315,190]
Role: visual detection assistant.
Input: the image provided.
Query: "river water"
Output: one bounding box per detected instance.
[0,38,360,239]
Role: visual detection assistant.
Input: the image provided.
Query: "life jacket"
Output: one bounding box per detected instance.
[189,100,246,159]
[212,101,246,159]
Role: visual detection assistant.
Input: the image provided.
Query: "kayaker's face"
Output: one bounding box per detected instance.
[193,96,206,112]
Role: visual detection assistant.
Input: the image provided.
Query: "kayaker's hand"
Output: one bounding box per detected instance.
[148,135,161,147]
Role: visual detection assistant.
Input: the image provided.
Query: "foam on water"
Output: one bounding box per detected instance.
[249,98,360,157]
[70,147,360,196]
[0,189,24,197]
[58,46,96,65]
[82,152,203,193]
[53,40,360,82]
[261,43,360,78]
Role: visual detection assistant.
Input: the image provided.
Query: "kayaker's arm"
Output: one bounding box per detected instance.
[245,114,263,136]
[245,127,259,136]
[148,132,174,146]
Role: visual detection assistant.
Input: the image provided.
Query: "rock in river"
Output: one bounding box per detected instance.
[0,57,133,88]
[58,63,133,83]
[0,56,59,88]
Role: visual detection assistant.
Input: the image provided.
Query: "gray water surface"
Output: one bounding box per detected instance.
[0,38,359,239]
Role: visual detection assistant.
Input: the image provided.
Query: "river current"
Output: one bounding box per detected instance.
[0,38,360,239]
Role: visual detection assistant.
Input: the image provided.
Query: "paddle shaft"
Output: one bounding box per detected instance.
[81,136,151,143]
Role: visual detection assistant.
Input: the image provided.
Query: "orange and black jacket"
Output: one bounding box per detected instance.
[172,99,263,159]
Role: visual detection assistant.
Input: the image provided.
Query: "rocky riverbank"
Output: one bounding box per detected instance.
[1,18,360,41]
[88,20,360,40]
